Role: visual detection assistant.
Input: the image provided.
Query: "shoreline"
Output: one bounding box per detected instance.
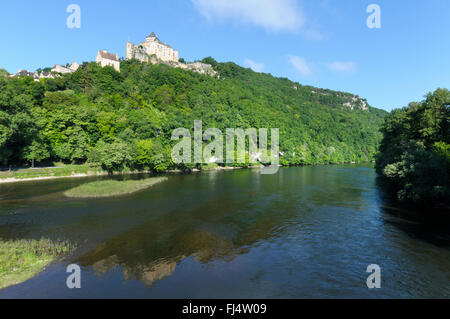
[0,165,254,185]
[0,163,370,185]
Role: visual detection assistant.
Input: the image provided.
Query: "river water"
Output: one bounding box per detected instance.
[0,165,449,298]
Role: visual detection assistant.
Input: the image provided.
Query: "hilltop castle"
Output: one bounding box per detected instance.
[11,32,216,80]
[127,32,179,63]
[126,32,217,77]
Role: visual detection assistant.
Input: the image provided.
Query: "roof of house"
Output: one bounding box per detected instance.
[98,50,119,61]
[17,70,36,77]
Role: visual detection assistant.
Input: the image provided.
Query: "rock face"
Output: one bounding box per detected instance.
[343,96,369,111]
[139,57,218,77]
[311,89,370,111]
[176,61,218,77]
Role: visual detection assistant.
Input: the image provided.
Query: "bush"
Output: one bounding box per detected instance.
[89,140,132,172]
[376,89,450,208]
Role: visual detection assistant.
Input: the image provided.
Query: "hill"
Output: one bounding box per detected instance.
[0,58,387,171]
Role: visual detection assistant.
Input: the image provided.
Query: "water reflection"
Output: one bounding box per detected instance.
[0,165,449,298]
[376,176,450,248]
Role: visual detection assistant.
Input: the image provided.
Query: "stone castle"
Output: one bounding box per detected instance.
[127,32,179,63]
[126,32,217,77]
[11,31,216,79]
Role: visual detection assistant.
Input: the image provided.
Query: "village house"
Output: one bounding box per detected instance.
[96,50,120,72]
[51,62,79,74]
[10,69,60,81]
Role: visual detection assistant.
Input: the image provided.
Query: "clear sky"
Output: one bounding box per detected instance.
[0,0,449,111]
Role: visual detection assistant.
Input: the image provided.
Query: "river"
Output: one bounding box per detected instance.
[0,165,449,298]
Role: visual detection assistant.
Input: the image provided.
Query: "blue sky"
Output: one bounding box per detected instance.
[0,0,449,111]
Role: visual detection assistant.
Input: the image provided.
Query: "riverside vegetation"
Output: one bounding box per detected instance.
[0,58,386,174]
[64,177,168,198]
[0,238,74,289]
[0,59,389,288]
[376,88,450,209]
[0,59,448,292]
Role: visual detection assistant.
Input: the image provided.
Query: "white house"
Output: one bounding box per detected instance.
[96,50,120,72]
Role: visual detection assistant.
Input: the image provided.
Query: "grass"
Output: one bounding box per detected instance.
[0,164,102,180]
[0,238,74,290]
[64,177,168,198]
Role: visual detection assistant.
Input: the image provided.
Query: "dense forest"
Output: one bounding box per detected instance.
[0,58,387,172]
[376,89,450,208]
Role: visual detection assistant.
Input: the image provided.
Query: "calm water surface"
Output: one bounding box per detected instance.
[0,165,449,298]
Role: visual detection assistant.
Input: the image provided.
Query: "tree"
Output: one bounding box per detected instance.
[0,68,9,77]
[153,85,175,110]
[0,58,388,172]
[376,89,450,207]
[135,139,169,172]
[89,140,132,172]
[24,140,50,167]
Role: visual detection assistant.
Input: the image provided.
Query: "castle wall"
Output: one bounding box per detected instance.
[127,34,178,63]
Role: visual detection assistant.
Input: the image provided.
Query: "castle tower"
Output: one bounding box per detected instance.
[127,32,178,63]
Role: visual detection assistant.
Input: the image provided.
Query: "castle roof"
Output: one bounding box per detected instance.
[98,50,119,61]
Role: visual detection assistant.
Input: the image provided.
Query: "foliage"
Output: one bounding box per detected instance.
[135,139,170,172]
[0,59,387,172]
[0,238,73,289]
[376,88,450,207]
[88,139,133,172]
[0,68,9,77]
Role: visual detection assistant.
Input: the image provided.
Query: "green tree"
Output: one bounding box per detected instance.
[89,140,132,172]
[24,139,50,167]
[153,84,175,110]
[376,89,450,207]
[135,139,169,172]
[0,68,9,77]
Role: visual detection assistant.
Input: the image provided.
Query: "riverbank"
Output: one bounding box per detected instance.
[0,164,175,184]
[0,164,260,184]
[0,238,74,290]
[0,162,368,185]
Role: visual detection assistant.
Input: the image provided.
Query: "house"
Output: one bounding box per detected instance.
[96,50,120,72]
[51,62,79,74]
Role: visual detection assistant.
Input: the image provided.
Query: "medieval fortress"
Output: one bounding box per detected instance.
[126,32,217,76]
[8,31,368,111]
[127,32,179,63]
[11,32,216,79]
